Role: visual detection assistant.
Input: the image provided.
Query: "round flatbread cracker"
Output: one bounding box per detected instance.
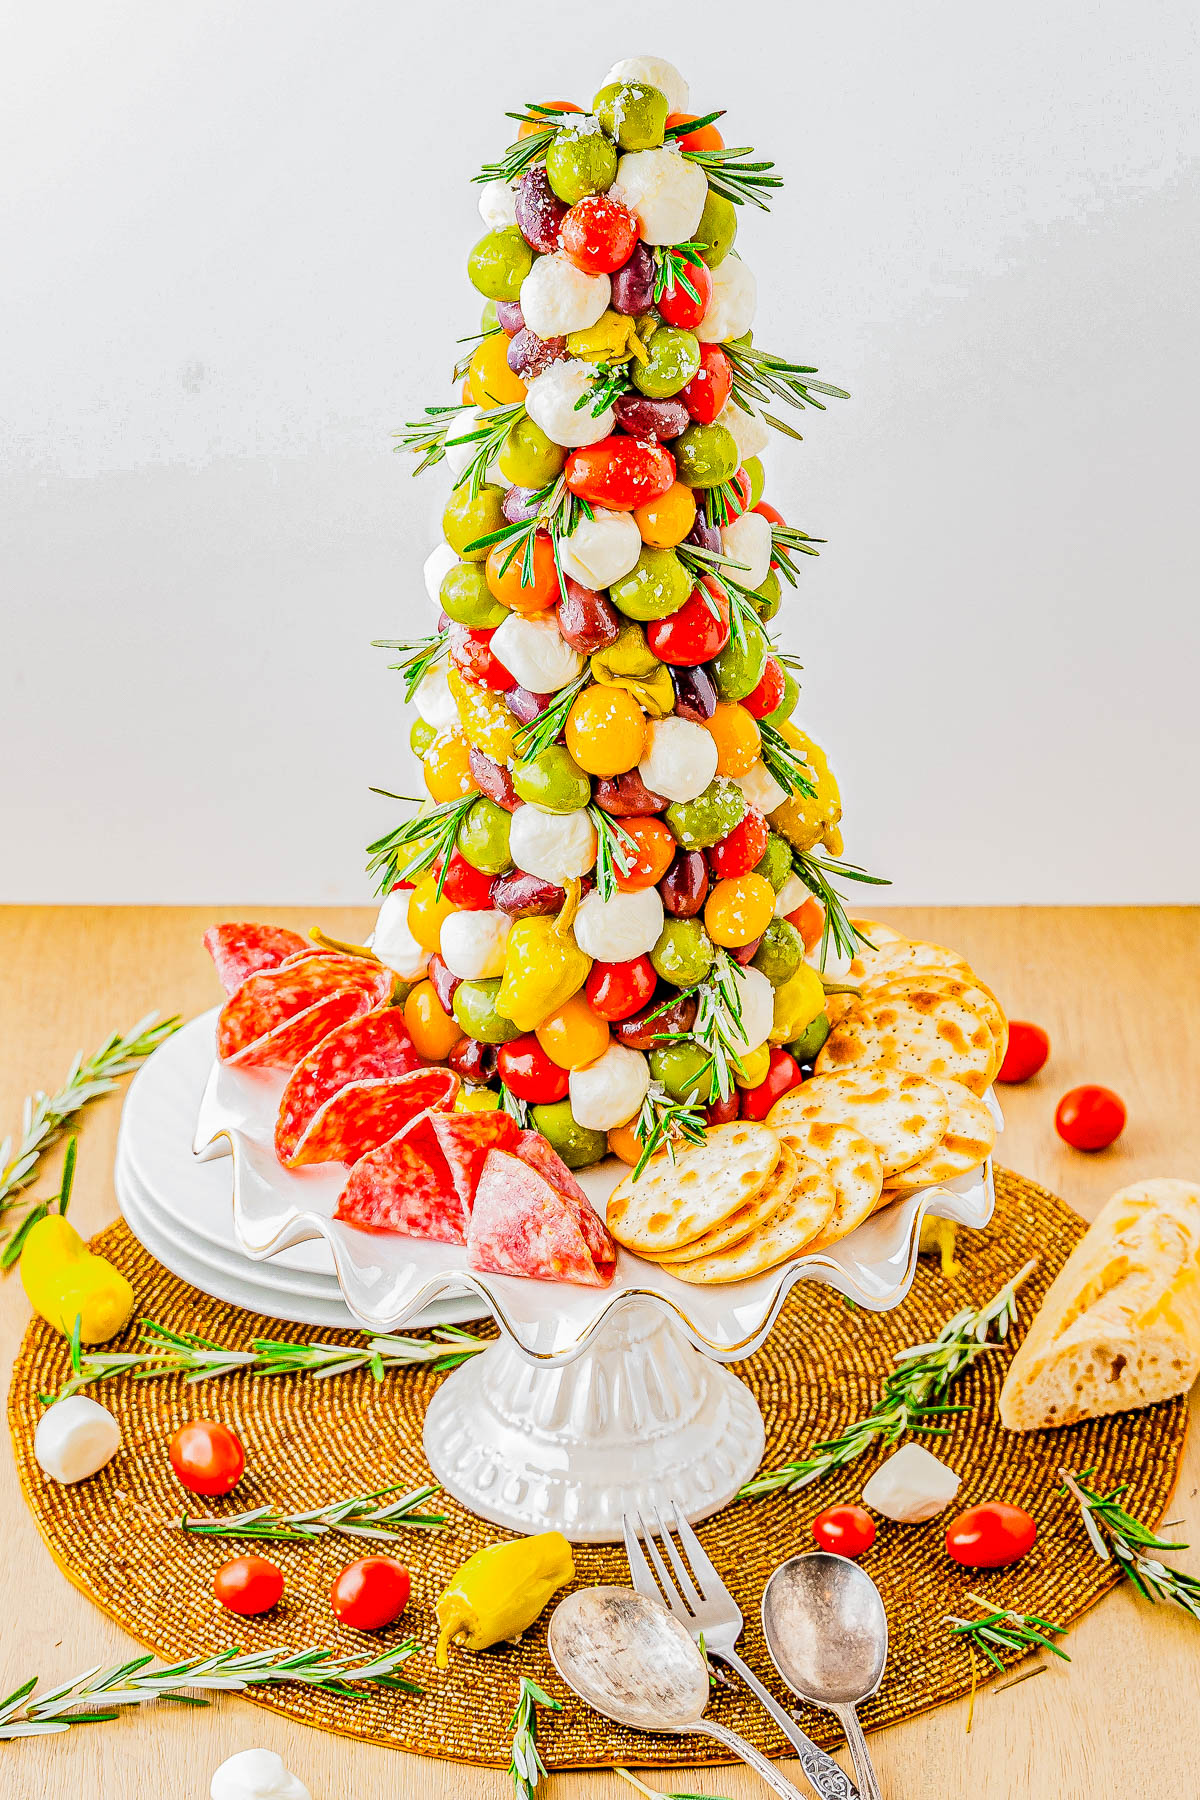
[815,990,997,1096]
[778,1117,883,1248]
[767,1069,950,1177]
[605,1121,780,1255]
[860,973,1007,1066]
[880,1078,997,1195]
[853,939,970,983]
[664,1155,836,1284]
[656,1141,800,1264]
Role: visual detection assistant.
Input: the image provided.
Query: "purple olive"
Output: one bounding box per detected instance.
[613,992,698,1051]
[504,685,554,724]
[557,580,622,654]
[612,395,689,441]
[670,663,718,723]
[659,849,709,918]
[502,485,542,524]
[448,1036,497,1084]
[730,935,765,967]
[610,242,656,315]
[427,953,462,1016]
[515,165,568,254]
[469,747,519,811]
[592,770,669,817]
[494,300,524,335]
[508,328,567,381]
[685,514,722,556]
[491,870,568,917]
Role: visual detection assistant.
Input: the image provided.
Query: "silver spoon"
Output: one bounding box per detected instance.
[761,1554,888,1800]
[548,1587,814,1800]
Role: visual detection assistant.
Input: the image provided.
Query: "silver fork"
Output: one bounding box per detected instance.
[623,1505,860,1800]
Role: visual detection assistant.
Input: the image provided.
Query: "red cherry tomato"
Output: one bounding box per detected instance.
[740,1047,803,1121]
[433,851,495,911]
[997,1021,1050,1083]
[448,624,515,691]
[1055,1084,1126,1152]
[665,111,726,153]
[565,437,676,511]
[214,1554,284,1616]
[497,1034,571,1103]
[681,343,732,425]
[585,955,658,1022]
[945,1502,1037,1569]
[705,1089,740,1126]
[560,194,640,274]
[811,1505,877,1558]
[709,808,769,880]
[723,467,751,519]
[787,896,826,951]
[646,580,730,666]
[169,1421,245,1496]
[657,258,713,331]
[742,656,786,720]
[330,1555,411,1631]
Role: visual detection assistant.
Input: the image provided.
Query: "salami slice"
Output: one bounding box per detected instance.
[286,1067,459,1169]
[467,1148,617,1287]
[217,958,393,1070]
[203,922,309,996]
[515,1130,616,1271]
[429,1111,520,1208]
[275,1008,418,1163]
[334,1112,468,1244]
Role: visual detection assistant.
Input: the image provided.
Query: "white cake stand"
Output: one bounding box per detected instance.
[118,1012,999,1543]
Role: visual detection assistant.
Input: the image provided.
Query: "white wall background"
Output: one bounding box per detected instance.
[2,0,1198,905]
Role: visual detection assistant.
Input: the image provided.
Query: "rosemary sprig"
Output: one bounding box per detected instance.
[0,1014,181,1231]
[1060,1469,1200,1622]
[652,241,709,306]
[945,1593,1071,1672]
[655,949,749,1105]
[464,476,593,603]
[499,1084,531,1129]
[575,359,633,417]
[49,1317,487,1404]
[588,806,639,902]
[180,1481,447,1544]
[702,478,751,531]
[662,108,726,142]
[675,543,761,653]
[371,629,450,704]
[616,1772,738,1800]
[514,672,590,763]
[680,145,782,211]
[509,1675,561,1800]
[0,1641,422,1737]
[791,851,891,967]
[724,340,849,425]
[770,522,825,586]
[474,103,580,187]
[394,401,474,476]
[453,322,503,383]
[738,1260,1036,1497]
[398,401,525,496]
[366,793,478,899]
[759,722,817,801]
[1,1136,77,1271]
[631,1083,709,1181]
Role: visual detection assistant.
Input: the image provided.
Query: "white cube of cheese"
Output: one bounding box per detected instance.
[861,1442,961,1522]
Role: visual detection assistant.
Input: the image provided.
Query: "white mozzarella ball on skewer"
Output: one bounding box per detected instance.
[700,256,757,342]
[439,909,513,981]
[371,890,431,980]
[603,56,690,114]
[726,963,775,1059]
[718,398,770,460]
[721,509,773,590]
[525,359,616,448]
[478,179,517,230]
[773,871,809,919]
[609,147,708,245]
[573,886,665,962]
[736,760,788,817]
[520,253,611,339]
[490,612,585,692]
[639,716,719,804]
[569,1042,651,1131]
[412,668,459,732]
[508,805,598,883]
[423,541,459,606]
[558,507,642,588]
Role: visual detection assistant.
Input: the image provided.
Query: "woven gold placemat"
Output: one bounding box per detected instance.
[8,1169,1188,1765]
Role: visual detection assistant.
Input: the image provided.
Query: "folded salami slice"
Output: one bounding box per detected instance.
[467,1148,617,1287]
[217,958,393,1070]
[204,922,310,996]
[275,1008,419,1163]
[429,1111,520,1208]
[334,1112,469,1244]
[515,1130,617,1272]
[286,1067,459,1169]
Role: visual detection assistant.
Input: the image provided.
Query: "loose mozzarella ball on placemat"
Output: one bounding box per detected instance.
[520,253,611,339]
[508,804,598,882]
[34,1396,120,1484]
[700,257,758,342]
[423,541,459,605]
[603,55,689,115]
[721,510,773,589]
[478,179,518,230]
[574,886,664,961]
[439,909,512,980]
[490,612,584,691]
[558,506,642,588]
[569,1041,651,1130]
[610,147,708,245]
[372,890,432,980]
[526,359,617,447]
[639,716,720,803]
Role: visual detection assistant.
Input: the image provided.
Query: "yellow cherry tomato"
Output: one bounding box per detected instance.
[407,875,460,954]
[733,1042,772,1089]
[704,873,776,948]
[607,1122,643,1164]
[536,991,611,1070]
[702,701,761,778]
[404,980,464,1061]
[565,684,646,777]
[633,481,696,548]
[467,332,527,409]
[423,729,478,802]
[455,1085,502,1113]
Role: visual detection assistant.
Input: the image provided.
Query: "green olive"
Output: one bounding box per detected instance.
[650,917,715,988]
[752,569,781,623]
[631,326,701,399]
[467,229,534,302]
[763,667,800,728]
[456,797,513,873]
[480,299,501,333]
[648,1041,712,1103]
[511,745,591,814]
[592,81,669,150]
[787,1012,831,1065]
[452,979,524,1045]
[410,717,437,758]
[608,548,692,621]
[665,778,746,850]
[751,919,803,987]
[753,832,793,892]
[442,484,507,560]
[497,415,566,489]
[545,127,618,204]
[711,612,768,700]
[695,190,738,267]
[672,422,739,489]
[440,561,507,628]
[744,455,765,508]
[529,1099,608,1168]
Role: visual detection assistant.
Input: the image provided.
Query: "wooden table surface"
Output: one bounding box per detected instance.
[2,905,1198,1800]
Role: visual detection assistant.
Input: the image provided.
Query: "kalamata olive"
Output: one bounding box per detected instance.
[494,300,524,335]
[670,663,718,722]
[448,1035,497,1083]
[610,242,656,315]
[659,849,709,917]
[729,935,765,966]
[685,514,723,556]
[557,579,622,654]
[507,327,567,381]
[592,769,669,817]
[613,991,698,1050]
[427,952,461,1015]
[491,869,567,916]
[612,395,690,441]
[502,485,542,524]
[468,747,519,810]
[436,610,451,632]
[515,166,568,254]
[706,1090,740,1126]
[504,685,554,723]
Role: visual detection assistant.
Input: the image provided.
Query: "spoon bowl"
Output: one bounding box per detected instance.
[761,1552,888,1706]
[548,1586,711,1733]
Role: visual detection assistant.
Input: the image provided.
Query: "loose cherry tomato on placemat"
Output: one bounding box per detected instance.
[331,1556,411,1631]
[945,1503,1037,1569]
[214,1555,284,1616]
[997,1020,1050,1083]
[169,1421,245,1496]
[1055,1084,1126,1151]
[811,1505,876,1558]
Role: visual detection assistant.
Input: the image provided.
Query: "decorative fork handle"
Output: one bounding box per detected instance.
[688,1718,817,1800]
[716,1648,860,1800]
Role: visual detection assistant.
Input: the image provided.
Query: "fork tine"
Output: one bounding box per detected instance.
[654,1504,704,1610]
[621,1510,659,1603]
[671,1502,726,1596]
[637,1509,696,1621]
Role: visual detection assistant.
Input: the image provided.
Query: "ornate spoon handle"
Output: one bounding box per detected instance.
[717,1647,860,1800]
[688,1718,821,1800]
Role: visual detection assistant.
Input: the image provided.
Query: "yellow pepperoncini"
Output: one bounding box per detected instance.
[768,727,843,854]
[919,1216,961,1278]
[590,625,675,719]
[448,666,517,764]
[769,964,827,1044]
[495,910,591,1032]
[565,309,649,365]
[21,1215,135,1345]
[434,1531,575,1668]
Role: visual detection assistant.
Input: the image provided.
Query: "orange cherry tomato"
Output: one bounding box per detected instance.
[789,896,826,951]
[519,101,581,140]
[702,701,761,777]
[998,1021,1050,1083]
[607,1121,642,1164]
[634,481,697,548]
[485,532,559,614]
[467,333,526,409]
[423,729,478,802]
[565,684,646,776]
[214,1555,284,1616]
[704,873,776,948]
[169,1421,245,1496]
[536,992,611,1070]
[404,980,463,1061]
[665,111,726,153]
[614,816,677,891]
[1055,1085,1126,1151]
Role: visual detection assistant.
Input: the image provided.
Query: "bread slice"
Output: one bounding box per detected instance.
[999,1178,1200,1431]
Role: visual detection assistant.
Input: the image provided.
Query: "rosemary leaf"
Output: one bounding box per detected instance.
[509,1675,561,1800]
[179,1482,447,1544]
[1059,1469,1200,1622]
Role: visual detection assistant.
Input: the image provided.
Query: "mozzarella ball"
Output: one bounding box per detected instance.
[719,398,769,460]
[210,1749,313,1800]
[525,358,617,448]
[806,937,854,978]
[721,509,772,589]
[444,411,506,485]
[439,909,512,981]
[573,886,664,962]
[603,55,690,114]
[34,1396,120,1484]
[558,506,642,589]
[610,147,708,246]
[700,255,757,342]
[736,759,788,817]
[773,871,808,919]
[490,611,585,693]
[423,540,459,606]
[371,889,432,980]
[508,805,598,883]
[520,252,611,339]
[639,716,719,804]
[413,666,459,731]
[478,179,517,230]
[570,1041,651,1132]
[727,962,775,1059]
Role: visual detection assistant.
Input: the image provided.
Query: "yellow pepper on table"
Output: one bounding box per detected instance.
[495,914,591,1033]
[21,1215,135,1344]
[435,1531,575,1667]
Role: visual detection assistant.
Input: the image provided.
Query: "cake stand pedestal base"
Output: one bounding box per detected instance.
[423,1300,765,1543]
